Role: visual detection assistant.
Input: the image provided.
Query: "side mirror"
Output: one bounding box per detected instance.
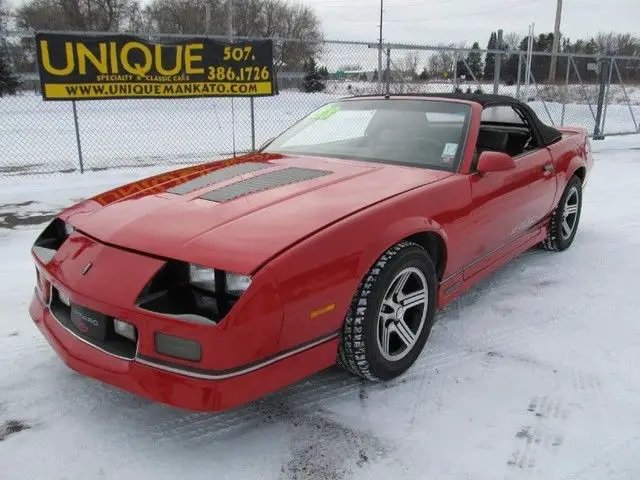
[258,137,274,151]
[476,151,516,173]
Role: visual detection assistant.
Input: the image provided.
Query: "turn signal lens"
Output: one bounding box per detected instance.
[155,332,202,362]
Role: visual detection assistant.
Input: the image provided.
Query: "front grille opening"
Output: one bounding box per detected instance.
[50,288,137,359]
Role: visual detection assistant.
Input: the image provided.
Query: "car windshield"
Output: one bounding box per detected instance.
[264,99,472,171]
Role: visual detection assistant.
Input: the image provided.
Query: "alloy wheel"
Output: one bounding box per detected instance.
[561,186,580,240]
[376,267,429,362]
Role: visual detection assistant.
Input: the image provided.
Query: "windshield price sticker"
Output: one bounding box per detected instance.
[311,104,341,120]
[35,33,275,100]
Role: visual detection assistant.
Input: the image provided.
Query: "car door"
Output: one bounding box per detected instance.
[463,105,557,280]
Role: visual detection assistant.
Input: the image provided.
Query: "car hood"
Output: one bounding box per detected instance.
[65,153,451,273]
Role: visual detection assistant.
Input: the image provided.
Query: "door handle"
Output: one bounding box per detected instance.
[543,163,555,174]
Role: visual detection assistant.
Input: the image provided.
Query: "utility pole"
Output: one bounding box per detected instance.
[205,3,211,34]
[548,0,563,83]
[227,0,234,40]
[378,0,384,94]
[227,0,236,157]
[493,29,503,94]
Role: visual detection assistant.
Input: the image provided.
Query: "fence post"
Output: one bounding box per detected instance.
[250,97,256,151]
[599,57,615,137]
[515,51,523,100]
[385,47,391,95]
[453,51,458,91]
[561,55,571,126]
[593,57,610,140]
[71,101,84,173]
[493,29,503,94]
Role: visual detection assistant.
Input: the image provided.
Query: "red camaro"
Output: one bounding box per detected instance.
[30,93,593,411]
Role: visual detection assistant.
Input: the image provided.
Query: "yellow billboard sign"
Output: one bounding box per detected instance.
[35,33,275,100]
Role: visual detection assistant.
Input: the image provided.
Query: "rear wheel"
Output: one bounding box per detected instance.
[337,241,437,381]
[540,175,583,251]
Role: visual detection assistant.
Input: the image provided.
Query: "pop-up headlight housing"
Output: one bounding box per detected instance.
[136,261,252,324]
[32,218,74,263]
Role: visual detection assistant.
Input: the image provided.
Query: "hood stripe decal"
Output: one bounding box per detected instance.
[167,162,270,195]
[200,167,332,203]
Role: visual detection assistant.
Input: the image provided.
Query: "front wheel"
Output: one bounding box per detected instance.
[337,241,437,381]
[540,175,583,251]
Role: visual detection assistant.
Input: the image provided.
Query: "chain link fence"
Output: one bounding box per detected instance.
[1,31,639,177]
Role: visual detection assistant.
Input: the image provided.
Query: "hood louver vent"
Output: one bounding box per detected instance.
[167,162,270,195]
[200,167,332,203]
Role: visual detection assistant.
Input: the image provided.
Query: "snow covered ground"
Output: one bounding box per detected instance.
[2,85,639,176]
[1,135,640,479]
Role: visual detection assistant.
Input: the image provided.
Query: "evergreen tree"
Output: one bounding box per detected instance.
[418,67,429,80]
[317,66,329,80]
[302,58,325,93]
[466,42,484,79]
[0,45,19,97]
[456,58,469,80]
[484,32,497,79]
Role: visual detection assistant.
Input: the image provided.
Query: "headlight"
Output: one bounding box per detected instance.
[226,272,252,295]
[189,264,216,292]
[188,264,251,295]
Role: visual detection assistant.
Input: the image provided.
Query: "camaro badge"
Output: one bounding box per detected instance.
[81,263,93,275]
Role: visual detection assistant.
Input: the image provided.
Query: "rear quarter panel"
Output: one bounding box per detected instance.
[266,173,474,351]
[548,129,591,203]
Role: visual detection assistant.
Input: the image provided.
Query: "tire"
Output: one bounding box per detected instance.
[540,175,583,251]
[337,241,438,381]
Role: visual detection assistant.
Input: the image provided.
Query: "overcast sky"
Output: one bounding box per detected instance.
[299,0,639,46]
[6,0,638,46]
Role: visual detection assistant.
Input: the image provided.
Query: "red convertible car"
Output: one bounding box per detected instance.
[30,93,592,411]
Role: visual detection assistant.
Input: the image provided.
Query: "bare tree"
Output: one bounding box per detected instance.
[594,32,640,56]
[400,52,419,78]
[503,32,521,51]
[137,0,322,70]
[16,0,145,31]
[595,32,617,54]
[14,0,322,72]
[0,0,9,31]
[427,44,456,79]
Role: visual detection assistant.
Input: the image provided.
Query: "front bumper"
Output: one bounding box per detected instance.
[29,291,339,411]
